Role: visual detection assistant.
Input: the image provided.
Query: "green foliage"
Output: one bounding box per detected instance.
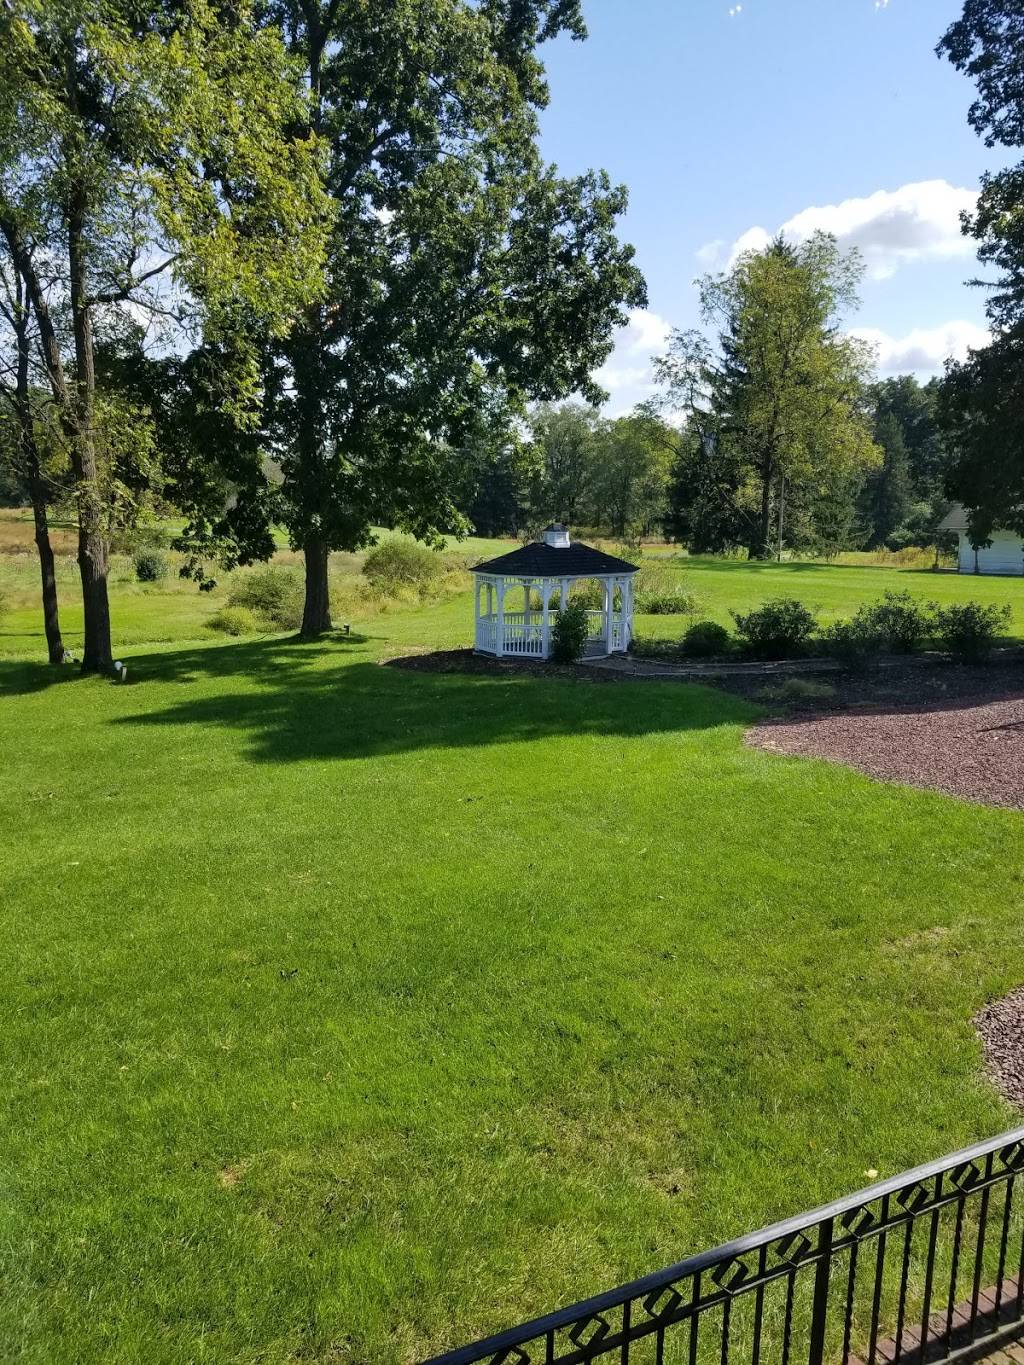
[221,0,648,633]
[861,590,933,654]
[362,540,446,596]
[681,620,732,658]
[633,563,699,615]
[133,550,167,583]
[731,597,818,658]
[628,635,684,661]
[932,601,1012,664]
[937,9,1024,539]
[822,615,883,671]
[205,605,262,637]
[550,601,591,663]
[757,677,837,707]
[655,234,880,559]
[227,566,304,630]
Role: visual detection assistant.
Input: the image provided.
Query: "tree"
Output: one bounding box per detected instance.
[211,0,647,636]
[584,412,673,537]
[938,330,1024,539]
[655,234,879,558]
[527,402,605,527]
[937,4,1024,539]
[861,411,913,546]
[0,0,330,669]
[0,265,65,662]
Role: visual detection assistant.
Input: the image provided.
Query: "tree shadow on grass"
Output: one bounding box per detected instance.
[107,636,752,765]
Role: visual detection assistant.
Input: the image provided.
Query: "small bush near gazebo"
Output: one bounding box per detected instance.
[550,602,590,663]
[681,620,732,658]
[732,598,818,658]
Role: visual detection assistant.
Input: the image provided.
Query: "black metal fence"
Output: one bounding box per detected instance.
[424,1127,1024,1365]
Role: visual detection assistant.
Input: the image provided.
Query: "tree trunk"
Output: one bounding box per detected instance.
[8,262,64,664]
[301,537,332,637]
[29,474,64,665]
[34,509,63,663]
[68,178,113,673]
[748,469,774,560]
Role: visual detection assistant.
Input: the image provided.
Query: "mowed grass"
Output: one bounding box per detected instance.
[2,548,1024,1361]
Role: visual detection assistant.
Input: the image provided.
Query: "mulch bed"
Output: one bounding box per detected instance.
[745,665,1024,811]
[976,990,1024,1110]
[383,648,620,683]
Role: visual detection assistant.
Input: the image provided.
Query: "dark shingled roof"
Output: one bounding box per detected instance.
[472,540,640,577]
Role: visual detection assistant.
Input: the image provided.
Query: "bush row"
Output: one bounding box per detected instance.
[631,591,1014,666]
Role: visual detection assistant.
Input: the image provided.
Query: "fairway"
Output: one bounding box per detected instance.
[2,569,1024,1363]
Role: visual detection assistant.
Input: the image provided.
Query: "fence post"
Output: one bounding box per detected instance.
[808,1216,833,1365]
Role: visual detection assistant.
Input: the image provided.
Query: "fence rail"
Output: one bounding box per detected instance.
[423,1128,1024,1365]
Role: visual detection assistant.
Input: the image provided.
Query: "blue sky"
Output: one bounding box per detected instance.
[536,0,996,413]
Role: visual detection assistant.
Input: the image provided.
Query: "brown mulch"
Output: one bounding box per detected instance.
[383,648,621,683]
[976,990,1024,1111]
[747,674,1024,811]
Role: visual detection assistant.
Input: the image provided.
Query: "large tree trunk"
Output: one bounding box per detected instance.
[301,537,332,637]
[68,183,112,673]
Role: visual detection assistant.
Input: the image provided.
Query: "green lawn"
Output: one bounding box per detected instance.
[2,555,1024,1362]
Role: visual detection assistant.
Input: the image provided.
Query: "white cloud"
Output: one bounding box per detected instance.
[621,307,672,355]
[703,180,977,280]
[592,308,673,414]
[849,320,990,376]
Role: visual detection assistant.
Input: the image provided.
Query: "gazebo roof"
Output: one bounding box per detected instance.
[473,536,639,579]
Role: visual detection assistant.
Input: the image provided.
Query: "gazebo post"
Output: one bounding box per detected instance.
[541,579,552,658]
[496,579,506,658]
[473,575,481,649]
[604,577,614,654]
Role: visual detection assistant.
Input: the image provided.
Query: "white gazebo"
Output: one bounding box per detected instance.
[473,525,639,660]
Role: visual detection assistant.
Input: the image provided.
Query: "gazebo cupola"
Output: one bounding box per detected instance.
[472,525,639,660]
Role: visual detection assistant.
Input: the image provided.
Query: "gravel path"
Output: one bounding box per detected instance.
[748,692,1024,810]
[976,990,1024,1110]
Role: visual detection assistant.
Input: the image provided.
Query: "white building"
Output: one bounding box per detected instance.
[939,505,1024,577]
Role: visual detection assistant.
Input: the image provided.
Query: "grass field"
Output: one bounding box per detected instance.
[3,527,1024,1362]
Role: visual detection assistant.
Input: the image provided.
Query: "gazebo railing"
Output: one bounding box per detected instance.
[475,610,629,658]
[423,1128,1024,1365]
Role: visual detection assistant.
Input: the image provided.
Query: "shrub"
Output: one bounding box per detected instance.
[543,581,604,611]
[362,539,444,595]
[550,602,591,663]
[629,635,683,661]
[861,590,933,654]
[633,564,699,616]
[822,615,883,671]
[731,598,818,658]
[757,677,837,708]
[681,620,732,658]
[134,549,167,583]
[227,566,304,629]
[932,601,1011,663]
[206,605,262,637]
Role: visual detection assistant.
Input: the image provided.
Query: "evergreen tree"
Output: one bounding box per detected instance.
[862,411,913,546]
